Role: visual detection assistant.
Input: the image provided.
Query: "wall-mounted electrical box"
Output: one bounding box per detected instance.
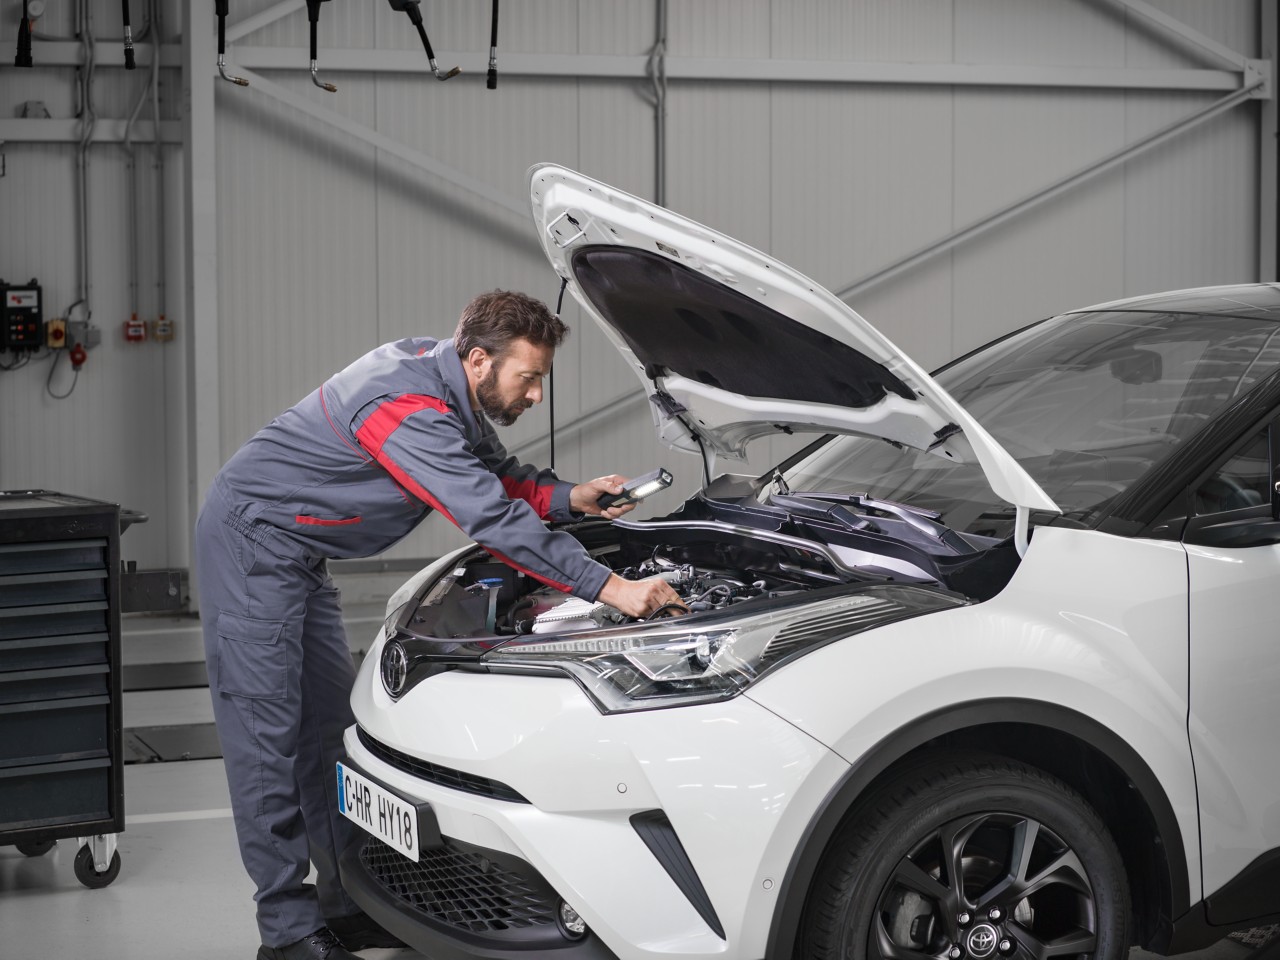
[1,280,43,352]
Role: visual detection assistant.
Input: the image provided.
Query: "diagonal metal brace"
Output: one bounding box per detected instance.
[1245,59,1272,100]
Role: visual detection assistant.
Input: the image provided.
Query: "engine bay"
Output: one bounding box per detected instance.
[404,546,812,641]
[395,495,1011,643]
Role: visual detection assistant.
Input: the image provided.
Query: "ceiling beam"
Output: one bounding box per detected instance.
[222,47,1243,92]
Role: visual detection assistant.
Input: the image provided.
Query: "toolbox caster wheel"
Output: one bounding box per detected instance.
[73,845,121,888]
[15,839,55,857]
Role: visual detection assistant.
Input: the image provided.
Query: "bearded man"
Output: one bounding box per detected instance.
[194,290,680,960]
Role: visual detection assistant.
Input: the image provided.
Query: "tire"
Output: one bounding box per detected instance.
[14,839,55,857]
[801,754,1129,960]
[73,844,121,889]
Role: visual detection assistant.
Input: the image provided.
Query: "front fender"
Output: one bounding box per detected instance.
[745,526,1198,958]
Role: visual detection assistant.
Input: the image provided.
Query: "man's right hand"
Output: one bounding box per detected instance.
[597,573,686,620]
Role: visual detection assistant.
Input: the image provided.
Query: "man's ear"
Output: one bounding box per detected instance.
[466,346,492,374]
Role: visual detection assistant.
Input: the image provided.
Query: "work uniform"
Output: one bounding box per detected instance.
[194,337,610,947]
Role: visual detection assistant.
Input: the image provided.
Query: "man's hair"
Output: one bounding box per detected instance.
[454,290,568,362]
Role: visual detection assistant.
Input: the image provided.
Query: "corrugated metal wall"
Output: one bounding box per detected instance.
[0,0,184,566]
[0,0,1266,570]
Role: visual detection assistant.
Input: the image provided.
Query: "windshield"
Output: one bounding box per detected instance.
[776,310,1280,537]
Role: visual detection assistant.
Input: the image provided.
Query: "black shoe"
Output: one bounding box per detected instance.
[256,927,360,960]
[325,911,406,951]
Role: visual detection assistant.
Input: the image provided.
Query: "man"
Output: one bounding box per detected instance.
[195,290,681,960]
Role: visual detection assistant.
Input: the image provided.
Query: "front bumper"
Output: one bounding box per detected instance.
[342,665,848,960]
[340,828,620,960]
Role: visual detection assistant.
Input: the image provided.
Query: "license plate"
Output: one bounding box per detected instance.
[336,761,421,861]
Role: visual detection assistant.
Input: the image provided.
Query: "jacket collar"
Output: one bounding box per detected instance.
[433,338,484,443]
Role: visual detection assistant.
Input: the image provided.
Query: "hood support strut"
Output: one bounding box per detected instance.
[1014,505,1030,558]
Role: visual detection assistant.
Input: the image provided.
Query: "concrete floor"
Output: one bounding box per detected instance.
[0,759,419,959]
[0,571,1267,960]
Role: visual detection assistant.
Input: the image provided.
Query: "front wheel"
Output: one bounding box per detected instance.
[801,755,1130,960]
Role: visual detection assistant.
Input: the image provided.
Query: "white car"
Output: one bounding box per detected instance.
[336,165,1280,960]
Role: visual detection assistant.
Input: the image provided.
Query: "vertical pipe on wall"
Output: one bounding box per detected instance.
[121,3,153,319]
[182,0,223,603]
[1261,1,1278,282]
[73,0,97,321]
[649,0,668,207]
[150,0,166,320]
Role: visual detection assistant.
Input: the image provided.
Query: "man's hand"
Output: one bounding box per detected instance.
[597,573,687,620]
[571,475,638,520]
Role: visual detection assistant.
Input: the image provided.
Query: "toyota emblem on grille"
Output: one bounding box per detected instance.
[967,924,999,959]
[381,640,409,698]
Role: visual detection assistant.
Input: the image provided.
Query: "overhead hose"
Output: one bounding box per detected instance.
[15,0,32,67]
[486,0,499,89]
[122,0,135,69]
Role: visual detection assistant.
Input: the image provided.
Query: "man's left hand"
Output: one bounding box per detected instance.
[571,475,638,520]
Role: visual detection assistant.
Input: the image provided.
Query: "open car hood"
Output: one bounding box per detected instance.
[529,164,1059,514]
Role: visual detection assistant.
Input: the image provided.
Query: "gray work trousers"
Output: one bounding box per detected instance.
[194,482,360,947]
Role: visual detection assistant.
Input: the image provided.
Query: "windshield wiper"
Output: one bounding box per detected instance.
[768,493,883,534]
[787,490,972,552]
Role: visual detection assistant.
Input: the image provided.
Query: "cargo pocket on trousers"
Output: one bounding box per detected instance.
[215,611,289,699]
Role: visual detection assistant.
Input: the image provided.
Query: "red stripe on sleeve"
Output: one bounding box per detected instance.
[500,475,554,519]
[295,514,362,527]
[354,394,450,458]
[484,547,573,594]
[367,448,574,594]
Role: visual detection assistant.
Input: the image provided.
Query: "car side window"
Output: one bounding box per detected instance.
[1194,429,1270,516]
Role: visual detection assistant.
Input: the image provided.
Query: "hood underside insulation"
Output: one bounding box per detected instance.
[570,245,916,409]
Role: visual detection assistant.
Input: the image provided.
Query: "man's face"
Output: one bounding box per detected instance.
[474,338,554,426]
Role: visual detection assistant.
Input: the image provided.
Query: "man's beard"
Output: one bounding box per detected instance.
[476,367,531,426]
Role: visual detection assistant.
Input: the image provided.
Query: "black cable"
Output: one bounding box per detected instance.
[550,277,568,475]
[216,0,227,57]
[15,0,32,68]
[306,0,320,61]
[694,433,711,486]
[486,0,499,89]
[122,0,135,69]
[644,602,687,622]
[46,351,79,400]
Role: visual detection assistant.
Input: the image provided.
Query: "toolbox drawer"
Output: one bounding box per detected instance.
[0,631,109,672]
[0,569,108,609]
[0,696,110,766]
[0,758,111,831]
[0,602,108,642]
[0,539,107,577]
[0,664,110,705]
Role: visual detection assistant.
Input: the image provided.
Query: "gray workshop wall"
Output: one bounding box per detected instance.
[0,0,186,568]
[0,0,1266,572]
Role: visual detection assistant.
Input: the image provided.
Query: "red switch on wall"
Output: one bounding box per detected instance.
[123,316,147,342]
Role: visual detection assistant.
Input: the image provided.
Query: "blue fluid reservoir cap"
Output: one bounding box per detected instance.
[478,577,504,588]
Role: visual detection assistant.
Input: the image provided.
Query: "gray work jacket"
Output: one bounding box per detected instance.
[208,337,611,600]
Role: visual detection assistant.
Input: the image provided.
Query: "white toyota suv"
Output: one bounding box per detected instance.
[335,166,1280,960]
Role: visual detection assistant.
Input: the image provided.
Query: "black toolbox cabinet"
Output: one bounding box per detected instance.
[0,490,124,887]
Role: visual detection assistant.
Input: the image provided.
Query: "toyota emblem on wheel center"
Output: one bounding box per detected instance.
[380,639,409,698]
[967,924,999,959]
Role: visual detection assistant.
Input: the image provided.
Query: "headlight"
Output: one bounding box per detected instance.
[483,584,962,714]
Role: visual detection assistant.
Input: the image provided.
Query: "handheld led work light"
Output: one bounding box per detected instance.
[597,467,673,510]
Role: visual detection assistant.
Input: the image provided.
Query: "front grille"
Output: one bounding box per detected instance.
[359,836,559,936]
[357,727,529,803]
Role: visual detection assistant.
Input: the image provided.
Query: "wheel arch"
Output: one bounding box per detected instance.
[764,698,1189,959]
